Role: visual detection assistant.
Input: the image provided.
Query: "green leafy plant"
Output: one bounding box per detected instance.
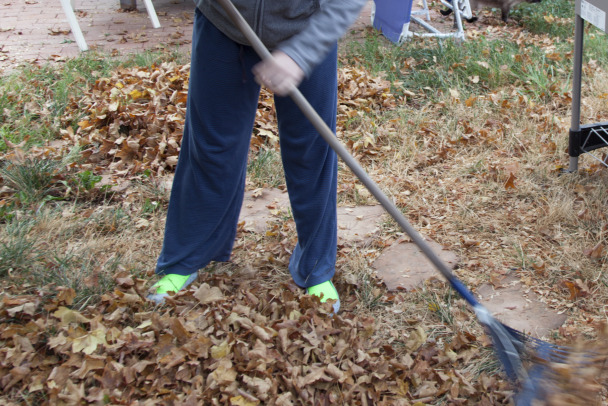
[142,198,161,214]
[75,170,102,191]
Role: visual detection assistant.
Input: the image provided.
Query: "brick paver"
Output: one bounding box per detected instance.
[0,0,195,73]
[0,0,372,74]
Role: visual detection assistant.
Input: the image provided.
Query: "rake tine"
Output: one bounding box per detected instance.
[449,278,587,377]
[513,339,605,406]
[515,362,552,406]
[470,303,527,381]
[503,325,581,363]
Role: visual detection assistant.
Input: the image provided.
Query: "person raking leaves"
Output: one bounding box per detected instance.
[147,0,368,314]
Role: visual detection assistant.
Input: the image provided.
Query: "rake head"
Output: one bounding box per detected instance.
[449,279,607,404]
[490,322,608,405]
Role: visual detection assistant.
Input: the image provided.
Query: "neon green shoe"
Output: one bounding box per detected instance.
[147,272,198,304]
[307,280,340,314]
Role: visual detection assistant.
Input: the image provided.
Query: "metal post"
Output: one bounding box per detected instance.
[569,15,585,172]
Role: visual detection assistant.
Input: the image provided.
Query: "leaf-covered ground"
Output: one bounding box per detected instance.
[1,273,517,405]
[2,7,608,405]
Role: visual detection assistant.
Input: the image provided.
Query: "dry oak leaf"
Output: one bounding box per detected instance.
[229,396,259,406]
[53,306,91,325]
[194,283,225,304]
[405,326,427,352]
[562,279,589,300]
[207,359,238,387]
[583,242,604,259]
[211,340,232,359]
[326,363,347,383]
[243,375,272,400]
[56,287,77,305]
[7,302,37,317]
[252,325,276,341]
[275,393,294,406]
[504,172,517,190]
[72,328,107,355]
[297,366,333,386]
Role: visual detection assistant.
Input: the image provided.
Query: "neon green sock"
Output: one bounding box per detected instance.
[307,281,339,303]
[153,274,194,294]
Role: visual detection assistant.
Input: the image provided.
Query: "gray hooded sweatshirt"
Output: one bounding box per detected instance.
[195,0,368,77]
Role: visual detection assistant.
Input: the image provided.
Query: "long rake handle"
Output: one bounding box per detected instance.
[216,0,477,302]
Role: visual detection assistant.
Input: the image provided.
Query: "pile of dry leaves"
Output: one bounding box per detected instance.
[0,271,517,405]
[61,62,402,178]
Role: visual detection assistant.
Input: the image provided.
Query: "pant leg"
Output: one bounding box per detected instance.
[156,9,261,276]
[275,44,339,288]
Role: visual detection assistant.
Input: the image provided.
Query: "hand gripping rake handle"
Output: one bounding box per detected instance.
[217,0,526,383]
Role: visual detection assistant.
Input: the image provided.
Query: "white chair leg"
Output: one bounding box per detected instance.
[59,0,88,51]
[142,0,161,28]
[421,0,431,20]
[458,0,473,21]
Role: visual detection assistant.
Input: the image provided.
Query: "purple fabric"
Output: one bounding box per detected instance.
[373,0,414,43]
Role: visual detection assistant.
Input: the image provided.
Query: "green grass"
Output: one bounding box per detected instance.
[247,149,285,188]
[583,31,608,66]
[0,204,136,306]
[513,0,575,38]
[31,249,118,309]
[0,53,118,148]
[344,32,574,101]
[0,149,97,210]
[0,157,63,206]
[341,0,608,102]
[0,218,39,277]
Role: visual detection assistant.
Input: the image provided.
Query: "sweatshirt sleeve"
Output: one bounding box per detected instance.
[277,0,368,77]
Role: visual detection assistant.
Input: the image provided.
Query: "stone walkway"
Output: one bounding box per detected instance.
[0,0,194,72]
[241,188,567,339]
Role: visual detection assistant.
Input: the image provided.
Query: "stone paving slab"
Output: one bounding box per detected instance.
[337,205,385,246]
[239,188,290,234]
[372,239,459,291]
[238,188,385,247]
[476,274,567,338]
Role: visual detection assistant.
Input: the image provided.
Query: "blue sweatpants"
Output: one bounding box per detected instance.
[156,9,338,289]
